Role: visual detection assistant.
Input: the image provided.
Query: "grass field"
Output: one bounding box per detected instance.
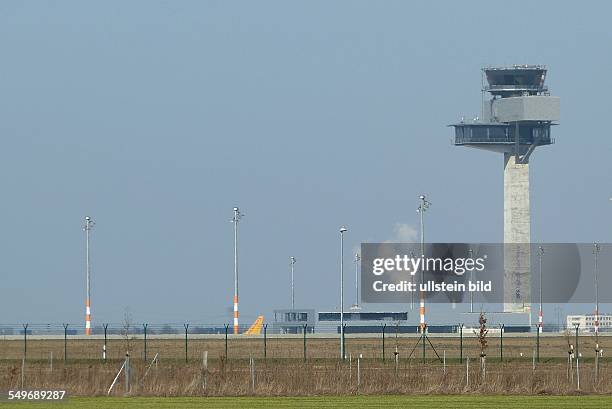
[2,336,610,397]
[2,333,607,361]
[2,395,612,409]
[2,359,611,397]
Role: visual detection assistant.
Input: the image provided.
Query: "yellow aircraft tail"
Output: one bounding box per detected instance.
[245,315,264,335]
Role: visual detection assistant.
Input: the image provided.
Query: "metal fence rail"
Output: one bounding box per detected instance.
[0,322,603,336]
[2,321,609,363]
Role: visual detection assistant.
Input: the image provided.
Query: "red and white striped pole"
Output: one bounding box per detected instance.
[417,195,430,334]
[419,293,426,333]
[84,216,95,336]
[594,243,600,335]
[85,299,91,335]
[538,307,543,334]
[232,207,244,335]
[233,295,239,334]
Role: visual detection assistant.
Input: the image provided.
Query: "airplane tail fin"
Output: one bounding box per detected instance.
[245,315,264,335]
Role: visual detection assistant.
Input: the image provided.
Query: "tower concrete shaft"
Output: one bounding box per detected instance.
[503,153,531,313]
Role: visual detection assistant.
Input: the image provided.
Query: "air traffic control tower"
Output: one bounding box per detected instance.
[451,65,560,314]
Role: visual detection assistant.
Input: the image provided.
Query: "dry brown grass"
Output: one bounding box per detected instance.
[1,336,610,396]
[2,358,611,396]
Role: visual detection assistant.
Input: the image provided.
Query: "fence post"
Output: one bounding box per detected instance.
[103,323,108,361]
[443,350,447,374]
[22,323,28,361]
[595,341,600,383]
[459,324,463,364]
[303,324,307,362]
[499,324,504,362]
[63,324,69,361]
[576,351,580,390]
[250,356,255,392]
[21,357,25,389]
[574,324,579,359]
[342,323,347,360]
[349,353,352,382]
[125,353,131,394]
[536,323,540,363]
[466,356,469,387]
[357,353,362,389]
[184,323,189,363]
[203,350,208,391]
[568,345,574,383]
[143,324,148,362]
[382,324,386,362]
[263,324,267,360]
[224,324,229,359]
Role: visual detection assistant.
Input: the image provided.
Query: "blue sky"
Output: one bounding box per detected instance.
[0,1,610,325]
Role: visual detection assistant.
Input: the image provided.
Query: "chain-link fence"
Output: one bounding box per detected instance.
[1,322,609,362]
[0,322,595,336]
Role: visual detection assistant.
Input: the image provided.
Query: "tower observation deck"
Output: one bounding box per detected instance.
[451,65,560,315]
[452,65,559,157]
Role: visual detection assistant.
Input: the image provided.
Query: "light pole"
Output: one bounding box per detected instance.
[290,256,296,310]
[339,226,348,360]
[594,243,600,334]
[538,246,544,334]
[83,216,95,336]
[231,207,244,334]
[416,195,431,333]
[352,252,360,309]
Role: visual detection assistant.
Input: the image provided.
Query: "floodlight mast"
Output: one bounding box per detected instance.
[290,256,296,310]
[353,252,360,309]
[83,216,95,336]
[594,243,600,334]
[339,226,348,360]
[231,207,244,335]
[417,195,431,333]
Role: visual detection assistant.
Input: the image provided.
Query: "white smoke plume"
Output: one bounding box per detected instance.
[385,223,418,243]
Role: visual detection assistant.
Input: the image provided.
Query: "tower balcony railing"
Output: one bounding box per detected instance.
[485,84,548,93]
[454,135,554,145]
